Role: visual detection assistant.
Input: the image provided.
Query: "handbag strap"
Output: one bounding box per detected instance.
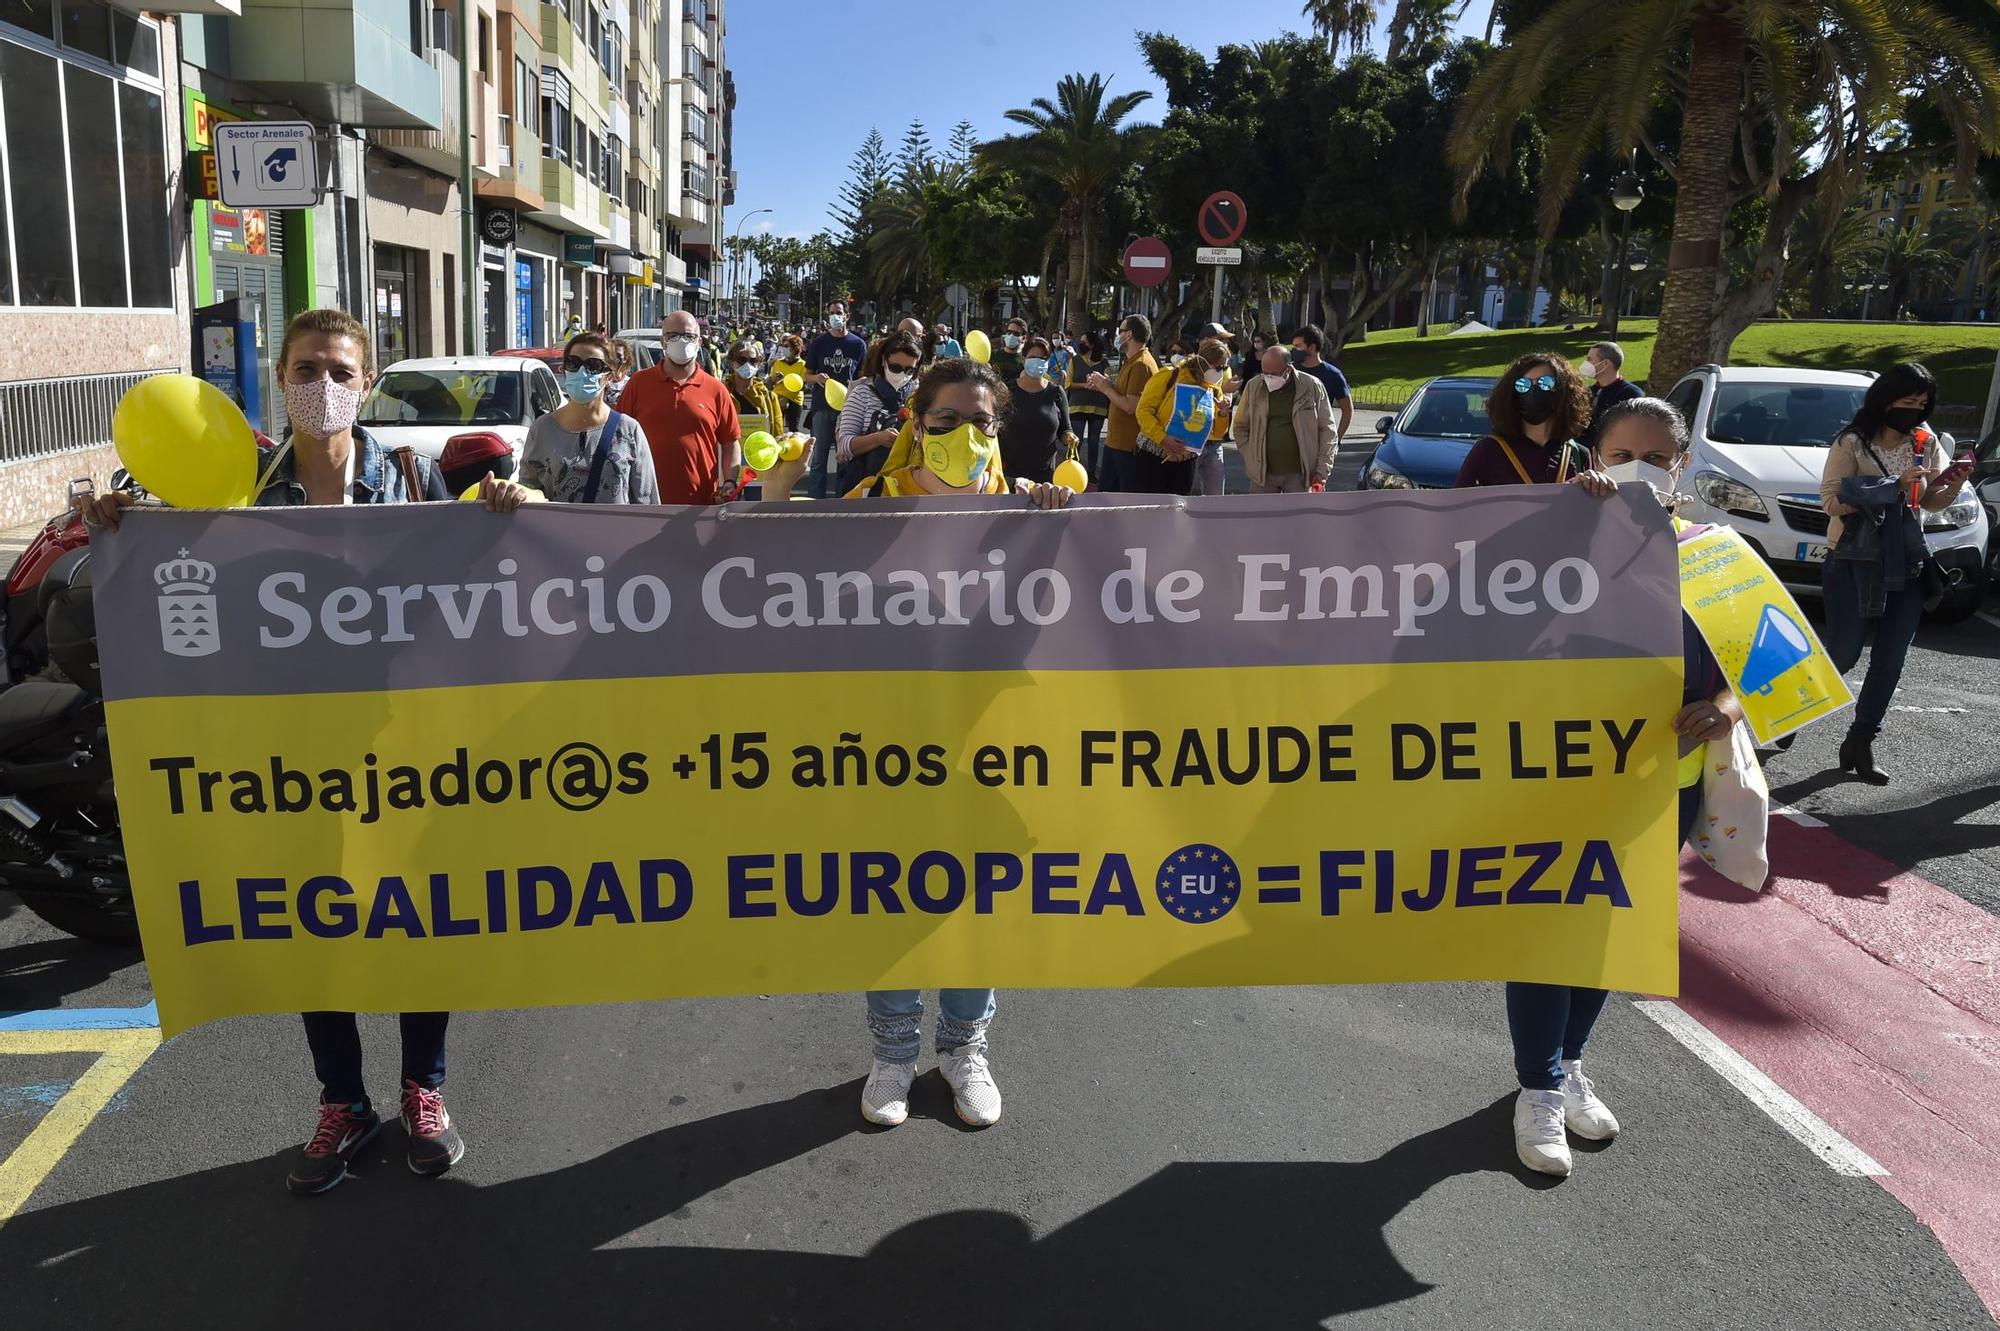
[1494,437,1536,485]
[581,410,626,504]
[393,446,424,501]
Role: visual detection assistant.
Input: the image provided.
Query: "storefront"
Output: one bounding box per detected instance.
[184,88,316,436]
[514,220,561,348]
[372,244,422,367]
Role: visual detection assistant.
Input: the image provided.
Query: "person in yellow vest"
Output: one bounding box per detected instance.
[769,334,809,433]
[1194,322,1235,494]
[724,339,784,446]
[1132,336,1230,495]
[1504,394,1744,1183]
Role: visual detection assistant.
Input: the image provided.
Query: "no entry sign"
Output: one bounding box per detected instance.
[1122,237,1172,289]
[1198,192,1247,247]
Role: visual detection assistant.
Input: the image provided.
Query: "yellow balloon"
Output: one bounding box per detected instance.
[459,482,484,501]
[459,481,545,502]
[778,434,807,462]
[823,378,848,411]
[1053,458,1090,492]
[743,430,780,472]
[782,372,804,394]
[112,374,257,508]
[964,329,992,364]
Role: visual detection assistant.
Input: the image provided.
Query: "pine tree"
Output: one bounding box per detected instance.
[893,120,934,191]
[948,119,978,167]
[829,128,891,303]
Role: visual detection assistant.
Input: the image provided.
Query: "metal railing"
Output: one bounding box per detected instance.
[0,370,173,466]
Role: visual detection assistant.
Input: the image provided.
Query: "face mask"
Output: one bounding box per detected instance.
[1602,458,1678,502]
[1262,372,1288,392]
[563,369,605,402]
[921,422,997,489]
[884,368,913,390]
[1170,354,1186,367]
[1517,388,1557,426]
[1023,357,1049,379]
[1883,406,1926,434]
[734,362,758,379]
[283,375,362,441]
[1203,368,1225,386]
[1290,349,1310,365]
[1004,334,1022,350]
[828,316,847,332]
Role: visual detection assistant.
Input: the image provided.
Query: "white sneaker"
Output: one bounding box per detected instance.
[938,1044,1003,1127]
[1513,1088,1572,1177]
[1561,1059,1620,1141]
[860,1058,916,1126]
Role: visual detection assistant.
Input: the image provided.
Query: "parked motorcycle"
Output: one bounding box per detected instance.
[0,479,138,944]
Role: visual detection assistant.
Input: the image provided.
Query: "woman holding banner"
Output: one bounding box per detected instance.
[80,308,535,1195]
[810,357,1074,1128]
[1461,393,1745,1178]
[1455,352,1592,487]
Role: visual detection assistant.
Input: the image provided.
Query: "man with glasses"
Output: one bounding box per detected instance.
[619,309,742,504]
[803,301,868,498]
[520,330,661,504]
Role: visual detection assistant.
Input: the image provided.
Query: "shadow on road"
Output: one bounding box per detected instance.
[0,929,142,1014]
[0,1083,1529,1329]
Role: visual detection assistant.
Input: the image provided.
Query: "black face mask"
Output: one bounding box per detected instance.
[1882,406,1926,434]
[1517,388,1557,426]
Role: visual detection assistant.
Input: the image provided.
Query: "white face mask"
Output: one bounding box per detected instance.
[1202,368,1225,385]
[1602,458,1678,502]
[884,368,913,390]
[1262,372,1288,392]
[283,375,363,441]
[663,337,698,365]
[828,316,847,332]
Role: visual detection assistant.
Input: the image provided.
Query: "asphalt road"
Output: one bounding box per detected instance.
[0,442,1995,1329]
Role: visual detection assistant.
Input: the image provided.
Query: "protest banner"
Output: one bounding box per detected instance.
[1677,524,1852,743]
[96,488,1685,1035]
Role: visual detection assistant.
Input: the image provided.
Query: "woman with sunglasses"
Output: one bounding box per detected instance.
[1455,353,1593,488]
[834,330,924,495]
[519,330,660,504]
[724,339,786,445]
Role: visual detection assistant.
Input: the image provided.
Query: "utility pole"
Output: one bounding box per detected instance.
[457,0,477,353]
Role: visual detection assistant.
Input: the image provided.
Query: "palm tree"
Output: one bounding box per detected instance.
[1874,208,1979,318]
[1301,0,1378,59]
[982,74,1156,337]
[1447,0,2000,389]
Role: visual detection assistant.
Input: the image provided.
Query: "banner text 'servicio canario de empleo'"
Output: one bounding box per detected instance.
[98,489,1684,1035]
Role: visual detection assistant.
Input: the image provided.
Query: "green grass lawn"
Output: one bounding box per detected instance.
[1334,319,2000,419]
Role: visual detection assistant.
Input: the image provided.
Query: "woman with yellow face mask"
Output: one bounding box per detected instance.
[836,357,1071,1130]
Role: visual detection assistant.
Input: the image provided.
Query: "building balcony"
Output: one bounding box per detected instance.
[529,157,609,238]
[106,0,239,13]
[539,4,573,68]
[374,48,504,180]
[230,0,444,127]
[477,119,545,209]
[681,16,706,59]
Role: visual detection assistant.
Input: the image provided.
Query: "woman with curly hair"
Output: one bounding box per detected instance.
[1455,351,1593,487]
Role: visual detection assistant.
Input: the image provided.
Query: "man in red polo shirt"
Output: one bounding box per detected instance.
[619,309,741,504]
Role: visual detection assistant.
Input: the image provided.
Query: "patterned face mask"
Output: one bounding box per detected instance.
[282,375,363,440]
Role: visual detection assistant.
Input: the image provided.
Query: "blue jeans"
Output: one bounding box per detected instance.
[807,406,840,499]
[1196,442,1225,496]
[865,989,995,1062]
[302,1011,447,1106]
[1506,783,1702,1090]
[1074,414,1105,477]
[1099,448,1137,493]
[1820,558,1926,741]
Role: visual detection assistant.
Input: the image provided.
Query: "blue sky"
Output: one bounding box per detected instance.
[725,2,1493,245]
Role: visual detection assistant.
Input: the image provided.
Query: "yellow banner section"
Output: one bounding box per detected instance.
[1678,526,1853,743]
[110,659,1682,1035]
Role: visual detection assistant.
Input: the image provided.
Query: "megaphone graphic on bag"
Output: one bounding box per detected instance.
[1739,603,1813,695]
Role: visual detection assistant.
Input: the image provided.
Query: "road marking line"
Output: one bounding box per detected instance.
[1773,804,1828,828]
[0,1002,159,1032]
[0,1027,161,1228]
[1887,705,1969,714]
[1632,1000,1887,1178]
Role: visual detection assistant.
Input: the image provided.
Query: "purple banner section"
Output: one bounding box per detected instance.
[94,488,1680,701]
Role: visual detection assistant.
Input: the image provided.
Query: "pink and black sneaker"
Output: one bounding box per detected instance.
[286,1098,382,1196]
[399,1080,465,1176]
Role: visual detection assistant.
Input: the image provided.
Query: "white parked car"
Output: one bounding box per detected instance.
[1663,365,1990,622]
[357,356,563,462]
[614,329,662,369]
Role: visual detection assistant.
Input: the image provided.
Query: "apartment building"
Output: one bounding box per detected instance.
[661,0,730,315]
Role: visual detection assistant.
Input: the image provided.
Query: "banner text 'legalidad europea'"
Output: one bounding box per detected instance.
[97,489,1684,1035]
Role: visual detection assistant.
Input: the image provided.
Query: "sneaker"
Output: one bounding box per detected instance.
[938,1044,1002,1128]
[399,1080,465,1176]
[286,1098,382,1196]
[1513,1088,1571,1177]
[861,1058,917,1125]
[1561,1059,1621,1141]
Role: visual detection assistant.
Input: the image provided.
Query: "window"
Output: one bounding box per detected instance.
[585,3,597,51]
[0,15,171,310]
[606,132,621,200]
[683,0,706,23]
[1940,177,1956,200]
[587,130,601,185]
[682,43,699,79]
[476,13,490,77]
[681,159,707,200]
[1909,181,1924,203]
[514,56,534,124]
[682,102,706,147]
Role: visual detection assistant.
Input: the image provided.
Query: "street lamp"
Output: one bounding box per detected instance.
[1607,160,1644,336]
[730,208,772,326]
